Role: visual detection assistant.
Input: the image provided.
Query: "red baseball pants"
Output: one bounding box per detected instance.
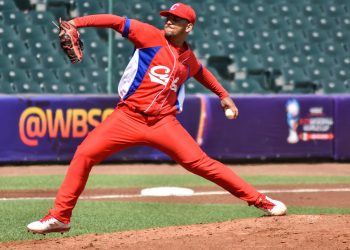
[50,105,261,223]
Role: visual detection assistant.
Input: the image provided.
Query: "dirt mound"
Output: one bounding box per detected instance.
[3,215,349,250]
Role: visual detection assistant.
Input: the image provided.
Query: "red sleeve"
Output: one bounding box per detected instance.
[73,14,126,33]
[73,14,163,49]
[194,66,230,99]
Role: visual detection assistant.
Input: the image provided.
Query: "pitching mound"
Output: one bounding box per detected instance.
[3,214,349,249]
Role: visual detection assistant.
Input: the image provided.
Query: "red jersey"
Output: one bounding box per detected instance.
[73,14,229,116]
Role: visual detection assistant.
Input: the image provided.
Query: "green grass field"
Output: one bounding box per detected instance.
[1,175,350,190]
[1,174,350,242]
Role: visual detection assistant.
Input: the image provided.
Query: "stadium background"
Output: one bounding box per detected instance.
[1,0,350,249]
[1,0,350,163]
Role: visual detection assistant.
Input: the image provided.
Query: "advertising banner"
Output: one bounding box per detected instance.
[202,95,334,160]
[0,94,339,163]
[0,95,201,162]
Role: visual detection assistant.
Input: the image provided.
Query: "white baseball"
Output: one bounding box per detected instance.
[225,109,235,119]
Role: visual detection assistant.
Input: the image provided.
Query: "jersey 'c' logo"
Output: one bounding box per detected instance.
[148,65,171,86]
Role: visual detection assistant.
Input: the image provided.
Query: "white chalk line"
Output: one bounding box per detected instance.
[1,188,350,202]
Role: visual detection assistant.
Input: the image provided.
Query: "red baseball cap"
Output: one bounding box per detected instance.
[159,3,196,24]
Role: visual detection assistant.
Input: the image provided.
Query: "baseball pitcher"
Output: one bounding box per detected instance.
[27,2,286,235]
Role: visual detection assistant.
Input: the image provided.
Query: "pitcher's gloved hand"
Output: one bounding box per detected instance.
[59,18,83,64]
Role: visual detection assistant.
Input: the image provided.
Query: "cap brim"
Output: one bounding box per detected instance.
[159,11,192,23]
[159,10,172,17]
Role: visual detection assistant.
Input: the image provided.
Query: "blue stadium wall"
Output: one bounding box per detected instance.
[0,94,349,163]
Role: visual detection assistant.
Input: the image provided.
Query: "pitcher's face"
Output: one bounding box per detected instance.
[164,14,191,38]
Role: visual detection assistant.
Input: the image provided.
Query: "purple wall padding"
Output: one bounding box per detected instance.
[0,94,343,163]
[334,96,350,160]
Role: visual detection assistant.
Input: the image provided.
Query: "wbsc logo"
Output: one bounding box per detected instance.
[19,107,114,146]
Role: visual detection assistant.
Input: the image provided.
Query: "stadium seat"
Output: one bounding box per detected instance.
[27,11,57,25]
[322,42,346,56]
[321,4,347,17]
[46,5,70,20]
[252,3,274,17]
[29,69,59,85]
[306,29,330,43]
[0,0,18,11]
[81,68,108,92]
[203,2,228,16]
[331,67,350,83]
[55,68,86,85]
[308,67,333,85]
[248,42,271,55]
[14,81,43,94]
[338,17,350,30]
[12,54,41,69]
[73,55,97,69]
[39,52,69,68]
[235,78,268,94]
[0,82,17,94]
[219,15,240,34]
[46,25,60,41]
[266,16,289,30]
[130,1,153,16]
[71,82,100,94]
[17,24,47,40]
[335,55,350,68]
[112,2,130,17]
[206,28,231,43]
[295,42,321,56]
[277,30,306,43]
[27,39,57,58]
[232,29,255,42]
[271,42,297,55]
[301,4,322,17]
[42,81,72,94]
[284,54,311,68]
[233,53,264,73]
[321,80,349,94]
[195,41,225,59]
[287,16,313,30]
[78,28,101,40]
[1,69,30,83]
[240,15,262,30]
[254,30,280,43]
[1,10,27,25]
[313,16,337,30]
[280,67,311,85]
[207,65,234,88]
[220,40,244,59]
[1,39,28,55]
[76,0,105,15]
[273,3,299,17]
[332,30,350,43]
[185,79,211,94]
[0,25,18,40]
[311,55,335,68]
[114,40,135,57]
[83,39,108,55]
[227,2,250,17]
[91,51,108,69]
[0,54,14,69]
[258,54,283,73]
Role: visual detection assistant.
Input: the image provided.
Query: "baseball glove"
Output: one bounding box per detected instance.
[58,19,83,64]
